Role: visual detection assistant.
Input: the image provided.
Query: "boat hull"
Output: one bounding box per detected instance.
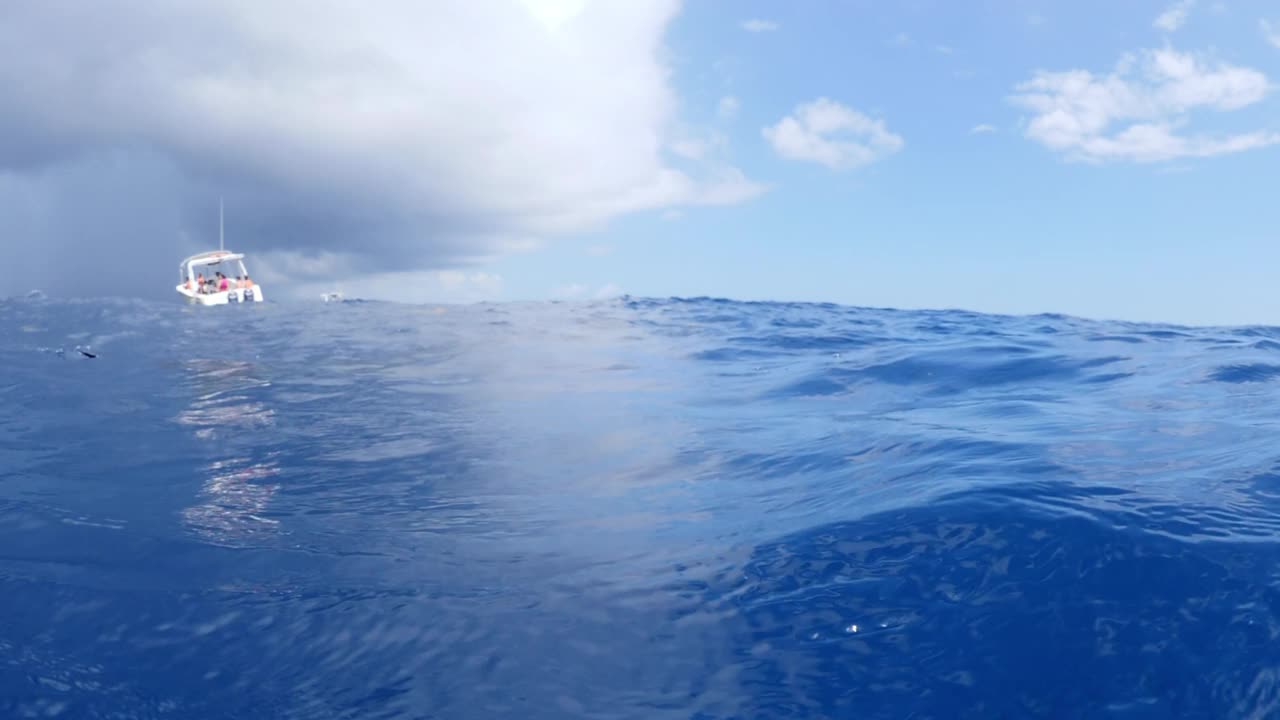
[176,285,265,305]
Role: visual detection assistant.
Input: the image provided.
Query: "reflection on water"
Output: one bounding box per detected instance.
[175,358,281,545]
[174,359,275,440]
[182,456,281,545]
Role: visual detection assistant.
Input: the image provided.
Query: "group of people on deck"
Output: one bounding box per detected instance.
[186,270,254,294]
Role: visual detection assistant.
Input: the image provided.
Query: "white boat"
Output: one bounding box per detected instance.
[176,251,265,305]
[175,202,265,305]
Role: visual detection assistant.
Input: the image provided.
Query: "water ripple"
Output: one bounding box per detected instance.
[4,295,1280,718]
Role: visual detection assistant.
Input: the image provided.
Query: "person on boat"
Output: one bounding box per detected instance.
[242,276,254,289]
[195,273,205,293]
[218,273,229,292]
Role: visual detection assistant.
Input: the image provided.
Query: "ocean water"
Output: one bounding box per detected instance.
[4,294,1280,719]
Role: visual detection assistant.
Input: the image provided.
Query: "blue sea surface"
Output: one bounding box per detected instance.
[4,294,1280,718]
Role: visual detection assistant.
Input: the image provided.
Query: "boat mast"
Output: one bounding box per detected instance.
[219,198,224,251]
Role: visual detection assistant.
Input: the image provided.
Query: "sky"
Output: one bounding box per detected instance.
[1,0,1279,325]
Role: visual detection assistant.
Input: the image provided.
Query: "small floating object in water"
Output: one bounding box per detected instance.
[75,345,96,359]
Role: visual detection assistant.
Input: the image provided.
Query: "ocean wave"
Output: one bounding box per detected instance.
[4,295,1280,718]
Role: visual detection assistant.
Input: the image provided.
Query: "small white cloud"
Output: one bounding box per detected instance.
[891,32,913,47]
[741,19,779,32]
[762,98,904,171]
[935,45,955,55]
[971,124,997,134]
[685,166,768,206]
[1155,0,1195,31]
[717,95,740,120]
[1263,19,1280,48]
[1027,14,1047,27]
[1011,47,1278,163]
[664,130,767,204]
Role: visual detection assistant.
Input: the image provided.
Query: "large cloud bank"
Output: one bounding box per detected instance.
[0,1,759,298]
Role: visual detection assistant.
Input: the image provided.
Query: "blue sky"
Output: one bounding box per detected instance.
[1,1,1278,324]
[489,0,1280,325]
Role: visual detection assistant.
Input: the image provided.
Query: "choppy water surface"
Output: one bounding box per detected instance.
[4,295,1280,718]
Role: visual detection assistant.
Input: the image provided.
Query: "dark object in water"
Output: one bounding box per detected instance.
[78,349,96,359]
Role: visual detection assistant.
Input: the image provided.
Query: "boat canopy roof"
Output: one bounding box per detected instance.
[180,250,245,269]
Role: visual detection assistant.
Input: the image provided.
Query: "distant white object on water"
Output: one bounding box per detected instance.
[321,291,344,303]
[175,200,265,306]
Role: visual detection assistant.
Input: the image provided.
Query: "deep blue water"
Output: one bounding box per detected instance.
[5,294,1280,718]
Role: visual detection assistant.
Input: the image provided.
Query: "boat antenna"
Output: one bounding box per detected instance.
[219,198,224,251]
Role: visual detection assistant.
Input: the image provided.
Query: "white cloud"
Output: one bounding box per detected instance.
[687,168,764,204]
[1263,19,1280,48]
[971,124,998,134]
[762,98,904,170]
[1011,48,1278,163]
[717,95,740,120]
[521,0,590,30]
[665,125,765,202]
[670,137,714,161]
[1155,0,1195,31]
[741,19,779,32]
[0,2,763,297]
[935,45,955,55]
[891,32,913,47]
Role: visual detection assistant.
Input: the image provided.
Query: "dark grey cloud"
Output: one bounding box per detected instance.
[0,1,762,299]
